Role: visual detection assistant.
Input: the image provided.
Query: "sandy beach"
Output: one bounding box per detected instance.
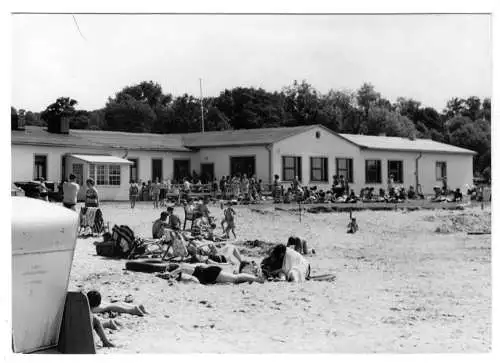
[68,202,491,353]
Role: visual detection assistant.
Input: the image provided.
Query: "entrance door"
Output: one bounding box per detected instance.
[173,159,190,183]
[129,158,139,182]
[230,156,256,177]
[200,163,215,183]
[33,155,47,180]
[152,159,163,182]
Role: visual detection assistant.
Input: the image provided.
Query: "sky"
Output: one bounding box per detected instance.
[11,14,491,112]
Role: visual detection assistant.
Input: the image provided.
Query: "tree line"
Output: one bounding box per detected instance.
[11,80,491,179]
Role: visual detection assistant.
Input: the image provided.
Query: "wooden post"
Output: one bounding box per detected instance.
[299,200,302,223]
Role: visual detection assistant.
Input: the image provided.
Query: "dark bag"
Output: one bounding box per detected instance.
[95,240,119,258]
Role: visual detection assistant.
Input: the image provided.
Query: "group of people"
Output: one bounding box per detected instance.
[61,174,99,211]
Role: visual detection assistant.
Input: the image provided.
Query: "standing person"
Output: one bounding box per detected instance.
[159,179,167,207]
[273,174,280,199]
[183,177,191,200]
[257,179,263,199]
[85,178,99,208]
[62,174,80,211]
[442,176,448,195]
[388,174,395,197]
[151,178,161,209]
[129,180,139,209]
[241,174,249,199]
[219,176,226,200]
[221,205,237,239]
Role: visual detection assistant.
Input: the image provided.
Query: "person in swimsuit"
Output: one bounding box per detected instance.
[85,178,99,208]
[170,263,264,285]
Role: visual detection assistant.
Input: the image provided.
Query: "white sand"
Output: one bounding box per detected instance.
[68,202,491,353]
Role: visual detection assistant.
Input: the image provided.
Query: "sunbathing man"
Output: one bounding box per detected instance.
[152,212,169,238]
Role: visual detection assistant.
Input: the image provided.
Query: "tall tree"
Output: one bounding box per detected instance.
[104,94,157,132]
[40,97,78,130]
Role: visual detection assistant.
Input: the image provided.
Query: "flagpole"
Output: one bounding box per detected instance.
[199,78,205,133]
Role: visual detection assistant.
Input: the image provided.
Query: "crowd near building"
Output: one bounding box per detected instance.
[11,121,475,201]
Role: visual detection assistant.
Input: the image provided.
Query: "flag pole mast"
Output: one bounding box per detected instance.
[199,78,205,133]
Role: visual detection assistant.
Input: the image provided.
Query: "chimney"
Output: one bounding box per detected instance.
[47,118,70,134]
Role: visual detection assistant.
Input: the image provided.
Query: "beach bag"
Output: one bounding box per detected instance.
[95,240,119,258]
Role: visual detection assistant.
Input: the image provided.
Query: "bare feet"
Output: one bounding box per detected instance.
[131,306,145,317]
[138,304,148,314]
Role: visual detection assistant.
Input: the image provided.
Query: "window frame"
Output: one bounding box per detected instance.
[388,160,404,184]
[282,156,302,182]
[335,158,354,183]
[108,164,121,186]
[310,157,328,182]
[365,159,382,184]
[436,161,447,181]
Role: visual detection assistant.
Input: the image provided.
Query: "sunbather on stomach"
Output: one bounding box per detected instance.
[170,263,264,285]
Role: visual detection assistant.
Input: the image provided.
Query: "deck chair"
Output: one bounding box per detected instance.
[183,206,196,230]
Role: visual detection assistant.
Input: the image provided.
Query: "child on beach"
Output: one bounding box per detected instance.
[86,290,148,348]
[347,217,359,234]
[221,205,236,239]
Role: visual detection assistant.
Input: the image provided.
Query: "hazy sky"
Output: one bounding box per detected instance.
[12,14,491,112]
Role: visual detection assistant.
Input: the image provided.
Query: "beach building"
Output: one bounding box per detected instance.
[11,123,475,201]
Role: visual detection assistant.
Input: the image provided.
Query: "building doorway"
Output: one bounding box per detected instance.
[200,163,215,183]
[173,159,190,183]
[152,159,163,182]
[33,155,47,180]
[129,158,139,182]
[230,156,255,177]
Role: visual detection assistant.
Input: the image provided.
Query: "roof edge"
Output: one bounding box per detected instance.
[359,146,477,155]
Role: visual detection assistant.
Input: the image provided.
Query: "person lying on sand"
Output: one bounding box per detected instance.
[262,244,311,282]
[87,290,148,317]
[186,240,244,265]
[164,263,265,285]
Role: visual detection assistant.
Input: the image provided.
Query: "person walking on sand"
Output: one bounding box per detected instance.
[222,205,237,239]
[129,180,139,209]
[62,174,80,211]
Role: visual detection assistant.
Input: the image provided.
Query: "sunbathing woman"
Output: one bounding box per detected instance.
[168,263,265,285]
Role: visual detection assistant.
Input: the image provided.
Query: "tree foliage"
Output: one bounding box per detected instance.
[19,80,491,177]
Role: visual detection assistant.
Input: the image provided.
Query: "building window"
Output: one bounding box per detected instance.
[436,161,447,180]
[282,156,302,182]
[96,165,107,185]
[109,165,121,185]
[310,157,328,182]
[365,160,382,184]
[388,160,404,183]
[336,158,354,183]
[34,154,47,180]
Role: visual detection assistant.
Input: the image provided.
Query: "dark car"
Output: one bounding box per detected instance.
[14,180,63,202]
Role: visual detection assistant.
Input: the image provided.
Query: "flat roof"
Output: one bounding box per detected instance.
[71,154,133,164]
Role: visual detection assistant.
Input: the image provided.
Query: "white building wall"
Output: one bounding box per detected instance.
[357,149,474,194]
[124,150,195,183]
[272,126,362,190]
[196,145,270,182]
[11,144,195,201]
